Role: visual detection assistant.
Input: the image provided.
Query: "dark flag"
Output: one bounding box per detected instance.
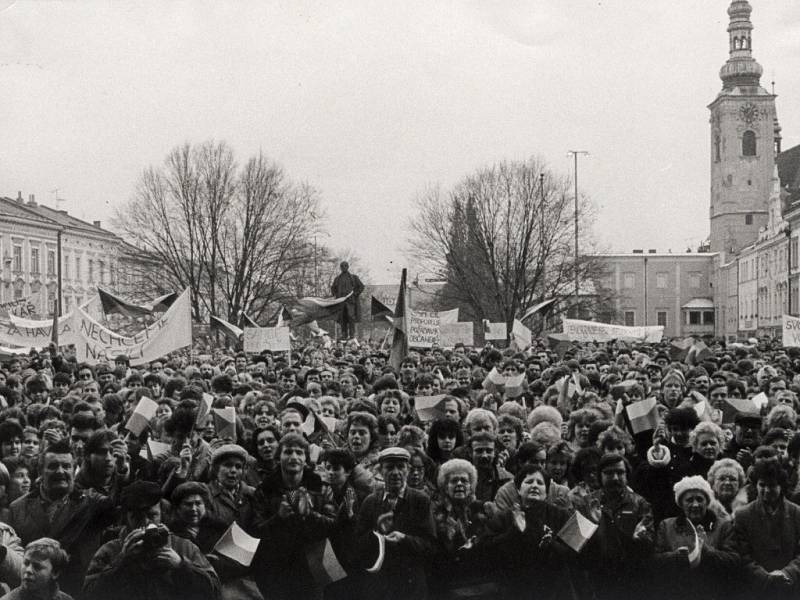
[389,269,408,373]
[210,315,243,343]
[289,293,352,326]
[520,298,557,321]
[98,288,152,318]
[371,296,393,321]
[147,292,179,312]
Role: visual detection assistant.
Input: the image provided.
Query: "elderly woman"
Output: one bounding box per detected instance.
[653,476,738,600]
[482,464,573,600]
[429,458,500,598]
[707,458,746,516]
[169,481,220,553]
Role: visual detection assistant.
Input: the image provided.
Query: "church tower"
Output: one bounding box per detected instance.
[709,0,778,255]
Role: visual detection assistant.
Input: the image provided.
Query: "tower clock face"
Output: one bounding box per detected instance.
[739,102,760,125]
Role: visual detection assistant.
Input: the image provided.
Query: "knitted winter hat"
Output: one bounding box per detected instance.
[673,475,714,505]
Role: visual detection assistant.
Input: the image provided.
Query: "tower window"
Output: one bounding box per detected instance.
[714,135,721,162]
[742,130,756,156]
[745,214,753,225]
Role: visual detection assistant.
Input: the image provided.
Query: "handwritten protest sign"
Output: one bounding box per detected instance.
[243,326,291,352]
[408,310,440,348]
[783,314,800,347]
[562,318,663,343]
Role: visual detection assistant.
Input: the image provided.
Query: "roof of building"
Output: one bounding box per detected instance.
[682,298,715,309]
[0,196,118,240]
[0,197,60,227]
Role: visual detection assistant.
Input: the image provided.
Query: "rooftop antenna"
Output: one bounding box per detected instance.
[49,188,66,211]
[771,69,776,94]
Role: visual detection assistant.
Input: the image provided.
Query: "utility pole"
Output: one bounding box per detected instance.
[567,150,589,314]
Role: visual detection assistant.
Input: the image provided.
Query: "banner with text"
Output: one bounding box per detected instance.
[72,289,192,365]
[783,314,800,347]
[408,310,440,348]
[243,326,292,352]
[562,318,664,343]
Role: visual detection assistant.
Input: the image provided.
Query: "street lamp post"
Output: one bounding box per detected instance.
[567,150,589,313]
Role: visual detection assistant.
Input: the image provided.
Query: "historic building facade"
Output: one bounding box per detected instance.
[0,193,158,317]
[598,0,800,341]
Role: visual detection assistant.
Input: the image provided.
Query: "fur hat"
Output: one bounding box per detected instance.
[673,475,714,504]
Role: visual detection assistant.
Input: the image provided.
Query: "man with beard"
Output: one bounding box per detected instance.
[722,413,763,470]
[469,431,512,502]
[356,447,435,600]
[8,440,124,598]
[578,453,654,600]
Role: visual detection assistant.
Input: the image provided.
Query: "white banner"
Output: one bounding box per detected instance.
[408,310,440,348]
[72,289,192,365]
[511,319,532,348]
[562,318,664,343]
[484,322,507,340]
[243,326,291,352]
[783,314,800,347]
[438,308,459,325]
[440,322,473,347]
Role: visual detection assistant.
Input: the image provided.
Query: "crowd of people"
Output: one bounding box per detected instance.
[0,334,797,599]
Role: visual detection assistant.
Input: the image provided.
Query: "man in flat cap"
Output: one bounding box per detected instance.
[83,480,221,600]
[356,447,435,600]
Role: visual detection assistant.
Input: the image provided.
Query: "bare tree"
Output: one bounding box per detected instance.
[408,157,615,335]
[114,141,321,322]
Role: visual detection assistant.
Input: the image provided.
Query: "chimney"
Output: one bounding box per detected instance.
[632,249,644,254]
[26,194,36,207]
[93,220,101,228]
[16,191,22,204]
[648,249,657,254]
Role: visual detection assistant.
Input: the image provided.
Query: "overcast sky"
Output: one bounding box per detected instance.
[3,1,800,285]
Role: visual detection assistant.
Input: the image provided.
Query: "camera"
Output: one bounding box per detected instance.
[141,524,169,552]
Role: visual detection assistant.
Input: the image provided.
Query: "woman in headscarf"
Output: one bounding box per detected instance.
[653,475,738,600]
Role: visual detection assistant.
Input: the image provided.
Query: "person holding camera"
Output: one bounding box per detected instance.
[83,481,221,600]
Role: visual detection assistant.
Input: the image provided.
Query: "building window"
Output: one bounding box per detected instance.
[742,130,756,156]
[47,250,56,276]
[75,257,81,281]
[30,248,39,274]
[99,261,105,284]
[745,214,753,225]
[688,311,701,325]
[714,134,721,162]
[623,273,635,289]
[64,254,70,279]
[88,259,94,282]
[657,311,667,327]
[689,272,701,288]
[703,310,715,325]
[624,311,635,326]
[656,273,667,289]
[13,288,23,300]
[12,245,22,272]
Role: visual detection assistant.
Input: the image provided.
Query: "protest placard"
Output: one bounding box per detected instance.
[439,322,473,347]
[243,326,291,352]
[562,318,663,343]
[407,310,440,348]
[783,314,800,347]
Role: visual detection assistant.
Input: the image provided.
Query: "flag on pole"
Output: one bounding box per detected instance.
[210,316,243,343]
[557,511,599,553]
[520,298,557,322]
[125,397,159,436]
[213,522,260,567]
[389,269,408,373]
[147,292,179,312]
[414,395,447,422]
[669,337,694,362]
[240,312,259,328]
[625,397,660,434]
[306,539,347,587]
[370,296,393,321]
[504,373,526,399]
[138,439,172,461]
[212,407,237,441]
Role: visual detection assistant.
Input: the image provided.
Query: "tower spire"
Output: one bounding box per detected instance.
[719,1,764,90]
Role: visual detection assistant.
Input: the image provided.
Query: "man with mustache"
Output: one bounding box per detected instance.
[8,439,126,598]
[356,447,435,600]
[577,453,655,600]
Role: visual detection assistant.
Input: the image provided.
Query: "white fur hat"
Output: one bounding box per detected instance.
[673,475,714,504]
